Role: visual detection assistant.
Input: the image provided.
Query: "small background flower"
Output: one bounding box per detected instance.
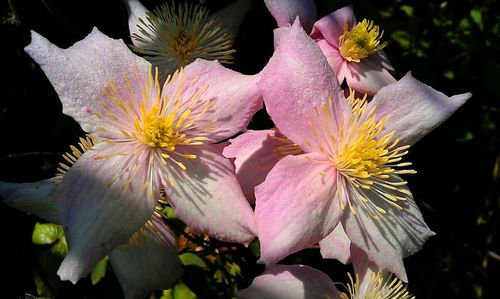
[1,0,499,298]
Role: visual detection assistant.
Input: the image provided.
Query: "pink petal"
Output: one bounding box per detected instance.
[350,244,382,290]
[369,72,472,146]
[316,39,347,84]
[163,59,263,143]
[310,5,356,47]
[342,175,435,282]
[319,224,352,264]
[260,21,347,150]
[162,145,256,244]
[109,214,182,299]
[223,130,290,205]
[237,264,340,299]
[345,55,397,95]
[24,29,150,134]
[56,142,158,283]
[0,178,59,223]
[125,0,150,48]
[264,0,317,33]
[255,153,342,264]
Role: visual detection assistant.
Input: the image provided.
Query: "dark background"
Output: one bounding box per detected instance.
[1,0,498,298]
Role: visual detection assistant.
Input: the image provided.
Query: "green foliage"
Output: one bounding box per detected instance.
[90,257,109,285]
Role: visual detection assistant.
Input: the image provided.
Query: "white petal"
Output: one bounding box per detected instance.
[109,214,182,299]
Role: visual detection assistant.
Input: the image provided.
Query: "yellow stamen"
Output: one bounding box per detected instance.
[132,2,236,78]
[56,135,98,179]
[312,90,415,218]
[339,19,388,62]
[99,67,216,172]
[342,271,415,299]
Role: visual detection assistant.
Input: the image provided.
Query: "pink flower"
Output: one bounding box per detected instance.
[264,3,396,95]
[264,0,317,33]
[311,5,396,95]
[226,21,470,281]
[17,28,261,284]
[237,247,415,299]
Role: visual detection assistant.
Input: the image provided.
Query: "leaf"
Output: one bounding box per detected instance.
[161,282,197,299]
[391,31,411,49]
[90,256,109,285]
[34,270,54,298]
[470,9,483,31]
[400,5,414,17]
[32,223,64,245]
[179,253,208,270]
[249,238,260,258]
[224,262,241,277]
[173,282,197,299]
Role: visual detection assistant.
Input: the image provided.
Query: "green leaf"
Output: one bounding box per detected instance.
[391,31,411,49]
[224,262,241,277]
[249,238,260,258]
[179,253,208,270]
[470,9,483,31]
[90,256,109,285]
[34,270,54,298]
[161,282,197,299]
[443,70,455,79]
[32,223,65,245]
[400,5,414,17]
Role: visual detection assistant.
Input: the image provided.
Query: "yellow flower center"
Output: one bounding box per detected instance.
[98,68,215,171]
[139,106,187,150]
[308,92,415,219]
[339,19,388,62]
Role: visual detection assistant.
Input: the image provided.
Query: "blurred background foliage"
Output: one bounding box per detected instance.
[0,0,498,298]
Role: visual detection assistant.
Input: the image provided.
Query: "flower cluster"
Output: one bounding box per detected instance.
[1,0,471,298]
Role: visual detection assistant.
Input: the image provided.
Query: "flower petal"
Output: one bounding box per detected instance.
[237,264,340,299]
[0,178,59,223]
[163,59,263,143]
[255,154,342,264]
[109,214,182,299]
[162,144,256,244]
[315,39,346,83]
[310,5,356,48]
[223,130,289,205]
[369,72,472,146]
[24,29,150,133]
[260,21,347,150]
[125,0,151,48]
[342,175,435,281]
[345,55,397,95]
[319,224,352,264]
[56,142,158,283]
[264,0,317,33]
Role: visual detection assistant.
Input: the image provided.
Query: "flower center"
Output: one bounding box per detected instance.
[97,68,215,171]
[170,29,197,61]
[339,19,388,62]
[308,92,415,218]
[131,2,235,78]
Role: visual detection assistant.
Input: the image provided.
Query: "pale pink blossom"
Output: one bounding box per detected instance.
[237,247,415,299]
[264,3,396,95]
[227,21,470,281]
[12,27,261,284]
[310,5,397,95]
